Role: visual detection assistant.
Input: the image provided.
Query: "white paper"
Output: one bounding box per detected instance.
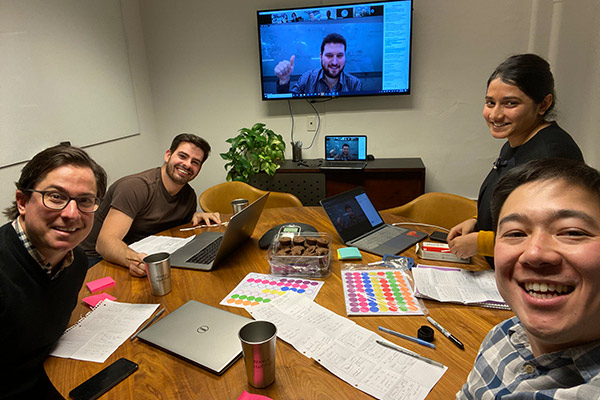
[128,235,194,254]
[248,292,446,400]
[412,265,506,305]
[50,300,159,363]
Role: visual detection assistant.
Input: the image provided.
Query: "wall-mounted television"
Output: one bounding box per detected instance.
[257,0,413,101]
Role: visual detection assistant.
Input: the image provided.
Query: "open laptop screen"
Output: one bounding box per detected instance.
[321,187,384,242]
[325,136,367,161]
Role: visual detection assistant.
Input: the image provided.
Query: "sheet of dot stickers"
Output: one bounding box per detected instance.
[342,269,424,316]
[220,272,325,309]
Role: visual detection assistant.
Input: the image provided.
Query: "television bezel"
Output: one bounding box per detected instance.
[256,0,413,101]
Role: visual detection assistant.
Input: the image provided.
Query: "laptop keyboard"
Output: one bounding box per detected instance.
[186,236,223,264]
[320,160,367,169]
[353,226,406,248]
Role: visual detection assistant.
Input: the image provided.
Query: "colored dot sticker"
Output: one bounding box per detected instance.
[220,273,325,309]
[342,269,423,316]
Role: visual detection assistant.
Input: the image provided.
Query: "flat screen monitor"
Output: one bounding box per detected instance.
[257,0,413,101]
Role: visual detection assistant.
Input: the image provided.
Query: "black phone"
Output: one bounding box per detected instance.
[429,230,448,243]
[69,358,138,400]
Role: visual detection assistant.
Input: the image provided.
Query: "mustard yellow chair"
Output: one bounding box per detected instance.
[381,192,477,230]
[199,181,303,214]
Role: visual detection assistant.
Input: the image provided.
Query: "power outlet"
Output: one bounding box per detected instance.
[307,116,317,131]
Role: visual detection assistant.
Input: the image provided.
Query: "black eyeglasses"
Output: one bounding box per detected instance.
[24,189,100,213]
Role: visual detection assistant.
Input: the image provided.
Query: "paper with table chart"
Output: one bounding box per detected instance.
[50,300,159,363]
[248,292,446,400]
[128,235,194,254]
[411,264,509,309]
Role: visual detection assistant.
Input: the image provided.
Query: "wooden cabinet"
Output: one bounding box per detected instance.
[250,158,425,209]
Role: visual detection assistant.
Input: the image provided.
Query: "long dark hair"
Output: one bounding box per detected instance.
[487,54,556,118]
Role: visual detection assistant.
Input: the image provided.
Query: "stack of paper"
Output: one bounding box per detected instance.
[248,292,446,400]
[411,265,509,310]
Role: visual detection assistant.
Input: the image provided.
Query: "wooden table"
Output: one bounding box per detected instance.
[45,207,513,399]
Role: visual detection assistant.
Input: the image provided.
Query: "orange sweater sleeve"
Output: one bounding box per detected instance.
[477,230,495,257]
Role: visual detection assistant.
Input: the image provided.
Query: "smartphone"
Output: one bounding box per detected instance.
[69,358,138,400]
[429,231,448,243]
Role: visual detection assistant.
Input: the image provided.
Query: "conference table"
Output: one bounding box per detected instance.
[45,207,513,399]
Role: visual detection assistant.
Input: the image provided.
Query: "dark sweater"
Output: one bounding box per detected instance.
[0,222,87,399]
[476,122,583,266]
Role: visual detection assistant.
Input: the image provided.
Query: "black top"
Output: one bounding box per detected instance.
[476,122,584,265]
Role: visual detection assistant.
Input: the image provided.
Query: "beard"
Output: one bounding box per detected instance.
[322,63,344,79]
[165,161,196,185]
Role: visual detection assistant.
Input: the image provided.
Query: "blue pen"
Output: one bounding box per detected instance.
[378,326,436,349]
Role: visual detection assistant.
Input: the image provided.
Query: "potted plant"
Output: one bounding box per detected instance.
[220,123,286,182]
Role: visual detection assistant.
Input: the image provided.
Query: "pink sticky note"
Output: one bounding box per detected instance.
[86,276,115,293]
[237,391,273,400]
[82,293,116,308]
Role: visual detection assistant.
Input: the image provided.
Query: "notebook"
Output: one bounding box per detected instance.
[170,193,269,270]
[320,187,428,256]
[137,300,252,375]
[320,135,368,169]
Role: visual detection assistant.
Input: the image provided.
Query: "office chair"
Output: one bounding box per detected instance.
[382,192,477,231]
[199,181,303,214]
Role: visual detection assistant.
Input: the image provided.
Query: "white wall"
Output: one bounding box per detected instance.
[0,0,161,222]
[137,0,599,201]
[2,0,598,222]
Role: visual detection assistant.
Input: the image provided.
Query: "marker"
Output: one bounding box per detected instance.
[378,326,436,349]
[179,221,228,231]
[427,316,464,350]
[376,340,443,368]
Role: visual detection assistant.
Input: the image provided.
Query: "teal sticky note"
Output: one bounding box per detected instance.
[338,247,362,260]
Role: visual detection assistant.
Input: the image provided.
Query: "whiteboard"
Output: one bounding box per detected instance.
[0,0,140,167]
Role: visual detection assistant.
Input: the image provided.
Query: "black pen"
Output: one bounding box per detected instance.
[427,316,464,350]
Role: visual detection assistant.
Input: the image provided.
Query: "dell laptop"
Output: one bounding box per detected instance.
[170,193,269,270]
[320,187,427,256]
[320,135,368,169]
[137,300,251,375]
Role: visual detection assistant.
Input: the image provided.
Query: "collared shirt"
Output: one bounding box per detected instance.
[457,316,600,399]
[11,218,74,279]
[277,68,362,95]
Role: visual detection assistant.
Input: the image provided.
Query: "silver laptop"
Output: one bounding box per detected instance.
[320,135,368,169]
[170,193,269,270]
[137,300,251,375]
[320,187,428,256]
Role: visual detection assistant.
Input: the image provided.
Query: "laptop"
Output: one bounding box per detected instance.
[320,187,428,256]
[170,193,269,270]
[137,300,251,375]
[320,135,368,169]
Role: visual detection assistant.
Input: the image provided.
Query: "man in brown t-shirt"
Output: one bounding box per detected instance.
[81,134,220,276]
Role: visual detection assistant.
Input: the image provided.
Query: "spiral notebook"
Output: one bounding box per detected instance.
[50,300,159,363]
[411,264,510,310]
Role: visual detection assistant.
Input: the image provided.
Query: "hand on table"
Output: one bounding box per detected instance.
[192,212,221,227]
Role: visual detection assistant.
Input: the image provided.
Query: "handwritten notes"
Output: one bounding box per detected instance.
[128,235,194,254]
[412,265,509,309]
[50,300,159,363]
[248,292,446,400]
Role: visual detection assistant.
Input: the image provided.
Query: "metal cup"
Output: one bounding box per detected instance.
[144,252,172,296]
[238,320,277,388]
[231,198,249,214]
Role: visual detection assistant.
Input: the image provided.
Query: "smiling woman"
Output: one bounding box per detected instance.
[447,54,584,267]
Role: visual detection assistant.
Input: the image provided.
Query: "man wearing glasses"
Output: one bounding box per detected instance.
[1,144,106,399]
